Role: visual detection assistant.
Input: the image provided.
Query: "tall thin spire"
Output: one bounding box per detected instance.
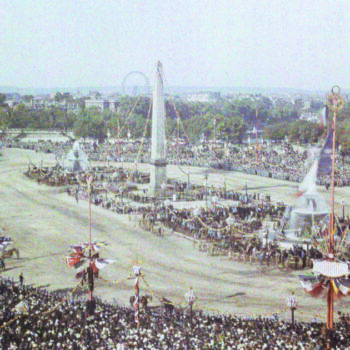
[150,61,167,197]
[151,61,166,162]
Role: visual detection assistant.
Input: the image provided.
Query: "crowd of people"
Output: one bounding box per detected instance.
[3,139,350,348]
[212,143,350,187]
[6,138,350,187]
[1,277,350,349]
[24,159,346,271]
[140,202,328,270]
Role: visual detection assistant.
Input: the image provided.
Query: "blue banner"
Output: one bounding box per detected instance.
[317,130,333,178]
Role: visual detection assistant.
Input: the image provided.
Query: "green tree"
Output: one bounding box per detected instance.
[0,93,7,107]
[217,115,247,143]
[0,108,10,133]
[73,109,107,142]
[54,92,65,103]
[338,119,350,154]
[10,104,28,129]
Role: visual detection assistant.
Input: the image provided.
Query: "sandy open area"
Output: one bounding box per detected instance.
[1,148,350,322]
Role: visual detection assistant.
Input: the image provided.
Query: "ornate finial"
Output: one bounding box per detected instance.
[86,174,93,194]
[327,85,344,112]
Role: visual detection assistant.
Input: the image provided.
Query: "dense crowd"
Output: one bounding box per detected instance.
[212,143,350,187]
[24,161,346,270]
[25,164,149,189]
[3,140,350,348]
[6,138,350,187]
[142,202,328,270]
[1,277,350,349]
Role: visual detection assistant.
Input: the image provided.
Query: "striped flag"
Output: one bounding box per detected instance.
[317,130,333,178]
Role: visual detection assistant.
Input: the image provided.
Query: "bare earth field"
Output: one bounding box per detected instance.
[1,148,350,322]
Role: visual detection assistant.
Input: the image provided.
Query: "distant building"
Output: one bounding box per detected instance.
[186,92,220,103]
[299,111,320,123]
[4,100,19,108]
[243,129,264,144]
[85,99,119,112]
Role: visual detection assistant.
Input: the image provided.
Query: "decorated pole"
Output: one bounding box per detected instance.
[255,107,258,163]
[117,118,121,155]
[213,118,216,147]
[87,174,94,303]
[299,87,349,350]
[177,115,180,156]
[133,265,142,328]
[326,86,344,332]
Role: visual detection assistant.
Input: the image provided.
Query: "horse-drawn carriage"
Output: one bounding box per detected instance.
[0,237,19,259]
[139,214,164,237]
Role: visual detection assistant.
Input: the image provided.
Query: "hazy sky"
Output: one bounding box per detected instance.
[1,0,350,90]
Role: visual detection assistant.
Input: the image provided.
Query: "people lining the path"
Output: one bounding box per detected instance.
[0,278,350,349]
[6,138,350,186]
[23,161,350,271]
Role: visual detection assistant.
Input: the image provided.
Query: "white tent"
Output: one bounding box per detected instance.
[64,141,90,173]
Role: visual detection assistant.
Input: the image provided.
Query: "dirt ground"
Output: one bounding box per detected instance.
[1,148,350,322]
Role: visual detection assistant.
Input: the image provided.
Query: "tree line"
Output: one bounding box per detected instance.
[0,93,349,151]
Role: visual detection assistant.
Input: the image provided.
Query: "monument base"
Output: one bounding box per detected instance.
[150,162,167,198]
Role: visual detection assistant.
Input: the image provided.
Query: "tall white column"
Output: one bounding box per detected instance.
[150,61,167,197]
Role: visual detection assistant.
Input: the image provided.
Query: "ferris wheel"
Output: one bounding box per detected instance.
[121,71,151,96]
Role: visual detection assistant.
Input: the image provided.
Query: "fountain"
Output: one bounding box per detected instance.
[283,156,330,242]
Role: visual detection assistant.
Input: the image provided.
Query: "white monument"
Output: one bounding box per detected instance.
[64,141,90,173]
[150,61,167,197]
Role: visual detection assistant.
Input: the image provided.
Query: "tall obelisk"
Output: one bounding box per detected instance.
[150,61,167,197]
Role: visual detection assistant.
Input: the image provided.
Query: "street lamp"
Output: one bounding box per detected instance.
[161,182,167,200]
[265,227,269,248]
[286,291,297,326]
[223,176,226,198]
[204,170,209,210]
[341,199,346,221]
[244,183,248,204]
[185,287,196,329]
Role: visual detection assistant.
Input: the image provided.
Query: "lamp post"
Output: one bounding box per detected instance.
[253,126,258,163]
[287,291,297,326]
[204,170,208,210]
[185,287,196,329]
[341,199,346,221]
[255,105,259,163]
[223,176,226,198]
[213,118,216,147]
[265,227,269,249]
[117,118,120,155]
[161,182,167,200]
